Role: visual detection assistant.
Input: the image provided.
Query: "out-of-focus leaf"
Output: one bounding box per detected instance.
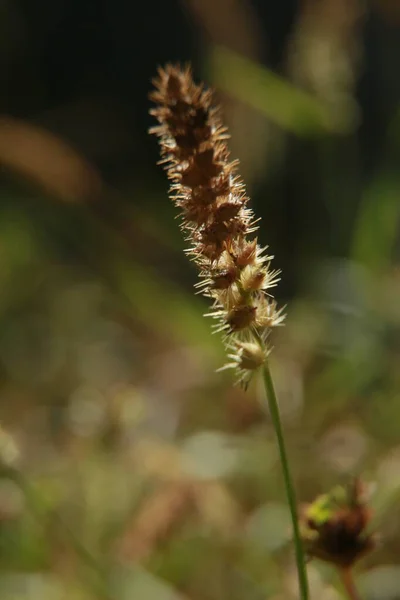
[245,502,290,553]
[0,209,44,314]
[352,177,400,272]
[111,565,184,600]
[210,46,344,136]
[0,574,92,600]
[113,258,223,354]
[181,431,241,479]
[358,565,400,600]
[0,117,102,202]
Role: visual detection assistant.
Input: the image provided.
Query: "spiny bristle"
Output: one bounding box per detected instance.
[149,64,285,387]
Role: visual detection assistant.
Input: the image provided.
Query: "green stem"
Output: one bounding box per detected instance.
[261,361,309,600]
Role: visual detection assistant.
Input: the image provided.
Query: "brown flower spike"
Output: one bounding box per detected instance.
[150,65,284,386]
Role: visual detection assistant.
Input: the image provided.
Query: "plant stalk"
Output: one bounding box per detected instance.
[340,567,362,600]
[261,361,309,600]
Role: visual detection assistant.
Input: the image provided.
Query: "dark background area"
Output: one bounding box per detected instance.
[3,0,400,291]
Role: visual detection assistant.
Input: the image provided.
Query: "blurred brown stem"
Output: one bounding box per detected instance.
[340,567,362,600]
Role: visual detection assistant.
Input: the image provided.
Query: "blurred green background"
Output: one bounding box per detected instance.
[1,0,400,598]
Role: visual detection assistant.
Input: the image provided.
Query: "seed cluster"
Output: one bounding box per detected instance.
[150,65,284,385]
[300,479,376,568]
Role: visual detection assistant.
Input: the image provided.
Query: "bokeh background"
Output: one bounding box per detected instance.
[1,1,400,598]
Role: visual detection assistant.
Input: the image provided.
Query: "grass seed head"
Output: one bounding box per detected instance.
[150,64,285,386]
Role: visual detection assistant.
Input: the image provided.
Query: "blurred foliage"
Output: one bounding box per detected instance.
[0,1,400,599]
[210,46,339,136]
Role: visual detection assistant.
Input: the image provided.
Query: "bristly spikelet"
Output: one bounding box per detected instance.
[149,64,284,386]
